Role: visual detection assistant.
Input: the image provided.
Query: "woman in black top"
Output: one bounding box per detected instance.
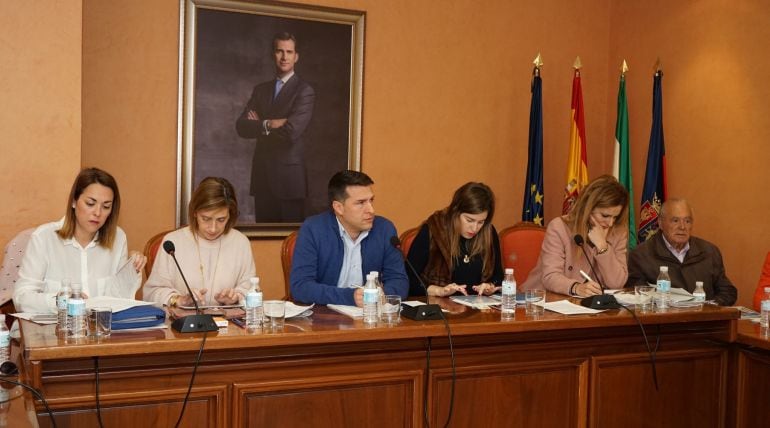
[406,182,503,296]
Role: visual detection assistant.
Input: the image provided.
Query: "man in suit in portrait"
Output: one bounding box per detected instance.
[236,32,315,223]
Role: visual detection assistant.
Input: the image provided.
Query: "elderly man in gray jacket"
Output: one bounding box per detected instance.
[626,198,737,306]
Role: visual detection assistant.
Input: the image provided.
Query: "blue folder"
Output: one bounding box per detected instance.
[111,305,166,330]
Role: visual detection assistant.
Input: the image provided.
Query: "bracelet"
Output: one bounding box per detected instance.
[569,283,576,296]
[596,245,609,255]
[168,294,179,307]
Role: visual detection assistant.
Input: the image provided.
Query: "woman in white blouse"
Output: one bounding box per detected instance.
[14,168,147,313]
[143,177,256,308]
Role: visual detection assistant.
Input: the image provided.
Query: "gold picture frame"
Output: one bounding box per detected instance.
[177,0,364,237]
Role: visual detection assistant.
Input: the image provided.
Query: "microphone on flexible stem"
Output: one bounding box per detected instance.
[163,241,218,333]
[573,235,620,309]
[390,236,443,321]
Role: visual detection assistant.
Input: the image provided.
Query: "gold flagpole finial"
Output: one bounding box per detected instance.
[533,52,543,68]
[653,57,662,74]
[573,56,582,70]
[620,59,629,76]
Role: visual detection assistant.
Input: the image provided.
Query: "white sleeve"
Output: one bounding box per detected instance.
[13,231,58,314]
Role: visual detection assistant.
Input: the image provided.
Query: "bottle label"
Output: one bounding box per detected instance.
[0,331,9,347]
[501,280,515,295]
[57,295,69,310]
[246,292,263,308]
[693,292,706,302]
[656,280,671,293]
[762,300,770,312]
[68,299,85,317]
[363,288,379,304]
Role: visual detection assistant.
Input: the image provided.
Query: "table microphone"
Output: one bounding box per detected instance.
[163,241,218,333]
[389,236,443,320]
[573,235,620,309]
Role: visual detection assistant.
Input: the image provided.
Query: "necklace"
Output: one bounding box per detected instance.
[461,240,471,264]
[194,234,222,306]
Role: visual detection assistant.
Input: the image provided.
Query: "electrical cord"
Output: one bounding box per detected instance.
[423,337,431,428]
[618,303,661,390]
[0,376,58,428]
[175,330,209,428]
[421,312,456,428]
[93,357,105,428]
[439,312,456,428]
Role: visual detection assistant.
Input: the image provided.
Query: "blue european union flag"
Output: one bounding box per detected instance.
[522,69,544,226]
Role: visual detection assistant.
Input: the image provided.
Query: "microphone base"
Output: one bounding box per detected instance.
[580,294,621,310]
[171,314,219,333]
[401,304,443,321]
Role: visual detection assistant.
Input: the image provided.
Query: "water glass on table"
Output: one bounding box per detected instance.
[380,295,401,324]
[634,285,655,313]
[263,300,286,331]
[88,307,112,338]
[525,290,545,316]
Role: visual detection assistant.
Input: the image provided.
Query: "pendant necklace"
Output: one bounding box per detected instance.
[462,240,471,264]
[194,234,222,306]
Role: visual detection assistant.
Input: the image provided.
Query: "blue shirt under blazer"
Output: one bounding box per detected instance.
[290,211,409,306]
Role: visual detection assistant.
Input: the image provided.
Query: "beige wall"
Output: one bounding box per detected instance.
[0,1,82,245]
[2,0,768,305]
[607,0,770,305]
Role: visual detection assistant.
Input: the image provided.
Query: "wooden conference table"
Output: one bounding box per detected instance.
[16,295,758,427]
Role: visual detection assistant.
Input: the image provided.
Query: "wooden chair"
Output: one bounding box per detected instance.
[398,227,420,258]
[281,231,299,300]
[498,221,546,284]
[142,229,176,279]
[0,228,34,328]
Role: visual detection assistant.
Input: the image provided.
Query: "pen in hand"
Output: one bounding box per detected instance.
[579,270,593,283]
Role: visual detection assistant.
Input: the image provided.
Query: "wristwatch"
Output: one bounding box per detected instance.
[596,246,609,255]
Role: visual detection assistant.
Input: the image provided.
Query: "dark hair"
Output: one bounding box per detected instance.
[327,170,374,206]
[445,182,496,277]
[57,167,121,249]
[188,177,239,235]
[564,174,629,241]
[272,32,298,52]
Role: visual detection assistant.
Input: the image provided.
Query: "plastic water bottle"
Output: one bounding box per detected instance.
[655,266,671,310]
[245,277,263,329]
[501,268,516,321]
[0,315,9,364]
[760,287,770,328]
[693,281,706,303]
[370,271,385,319]
[363,273,379,325]
[56,280,72,336]
[67,283,87,338]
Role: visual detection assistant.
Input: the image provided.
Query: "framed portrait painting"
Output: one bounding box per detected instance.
[178,0,364,237]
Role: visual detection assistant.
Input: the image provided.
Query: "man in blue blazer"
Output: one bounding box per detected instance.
[236,32,315,222]
[290,170,409,306]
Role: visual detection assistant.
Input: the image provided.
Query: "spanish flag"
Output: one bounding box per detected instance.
[563,59,589,214]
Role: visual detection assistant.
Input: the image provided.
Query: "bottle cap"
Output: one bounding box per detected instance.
[765,287,770,293]
[660,266,669,272]
[71,283,83,291]
[250,277,260,286]
[505,268,514,274]
[369,271,379,278]
[695,281,703,286]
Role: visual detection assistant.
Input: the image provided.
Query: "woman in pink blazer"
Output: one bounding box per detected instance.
[521,175,629,297]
